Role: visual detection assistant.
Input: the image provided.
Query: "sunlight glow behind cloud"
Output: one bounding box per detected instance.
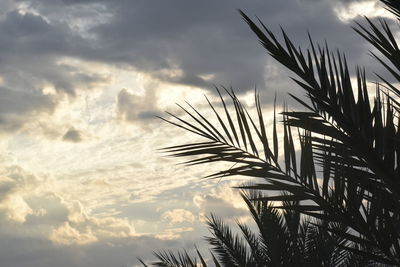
[334,0,395,21]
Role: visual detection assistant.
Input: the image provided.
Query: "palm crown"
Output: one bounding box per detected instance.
[141,0,400,265]
[143,191,368,266]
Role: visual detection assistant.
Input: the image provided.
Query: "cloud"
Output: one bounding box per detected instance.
[0,193,33,223]
[0,0,394,136]
[0,9,106,133]
[333,0,395,21]
[155,227,194,241]
[0,161,207,266]
[62,127,83,142]
[7,0,388,97]
[0,161,137,247]
[193,183,249,222]
[116,88,160,123]
[0,165,47,223]
[161,209,195,225]
[49,215,136,246]
[0,232,203,267]
[0,10,93,95]
[83,0,393,93]
[0,87,55,133]
[49,222,97,245]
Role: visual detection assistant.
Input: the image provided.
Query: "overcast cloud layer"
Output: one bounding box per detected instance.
[0,0,395,266]
[0,0,391,132]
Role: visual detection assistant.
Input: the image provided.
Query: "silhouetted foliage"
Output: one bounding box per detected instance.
[141,0,400,265]
[140,191,367,266]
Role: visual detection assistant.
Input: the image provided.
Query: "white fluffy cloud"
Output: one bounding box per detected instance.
[161,208,196,225]
[193,182,249,223]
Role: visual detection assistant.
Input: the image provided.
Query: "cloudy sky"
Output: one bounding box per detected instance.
[0,0,395,266]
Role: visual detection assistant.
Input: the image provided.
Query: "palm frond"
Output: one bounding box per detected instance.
[381,0,400,20]
[239,11,400,263]
[151,250,199,267]
[205,214,251,266]
[160,81,399,263]
[153,4,400,266]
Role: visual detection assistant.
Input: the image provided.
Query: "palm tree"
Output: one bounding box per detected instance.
[143,0,400,265]
[141,191,362,267]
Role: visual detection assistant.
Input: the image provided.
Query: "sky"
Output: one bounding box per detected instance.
[0,0,395,266]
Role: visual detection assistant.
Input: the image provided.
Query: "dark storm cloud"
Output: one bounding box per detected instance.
[0,0,391,128]
[0,10,104,93]
[96,0,390,91]
[0,8,108,131]
[21,0,387,92]
[87,0,343,90]
[0,87,55,132]
[0,0,390,133]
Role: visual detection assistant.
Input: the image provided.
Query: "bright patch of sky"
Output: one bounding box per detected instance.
[335,0,395,21]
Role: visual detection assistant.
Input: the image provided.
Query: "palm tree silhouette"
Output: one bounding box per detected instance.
[143,191,369,266]
[141,0,400,265]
